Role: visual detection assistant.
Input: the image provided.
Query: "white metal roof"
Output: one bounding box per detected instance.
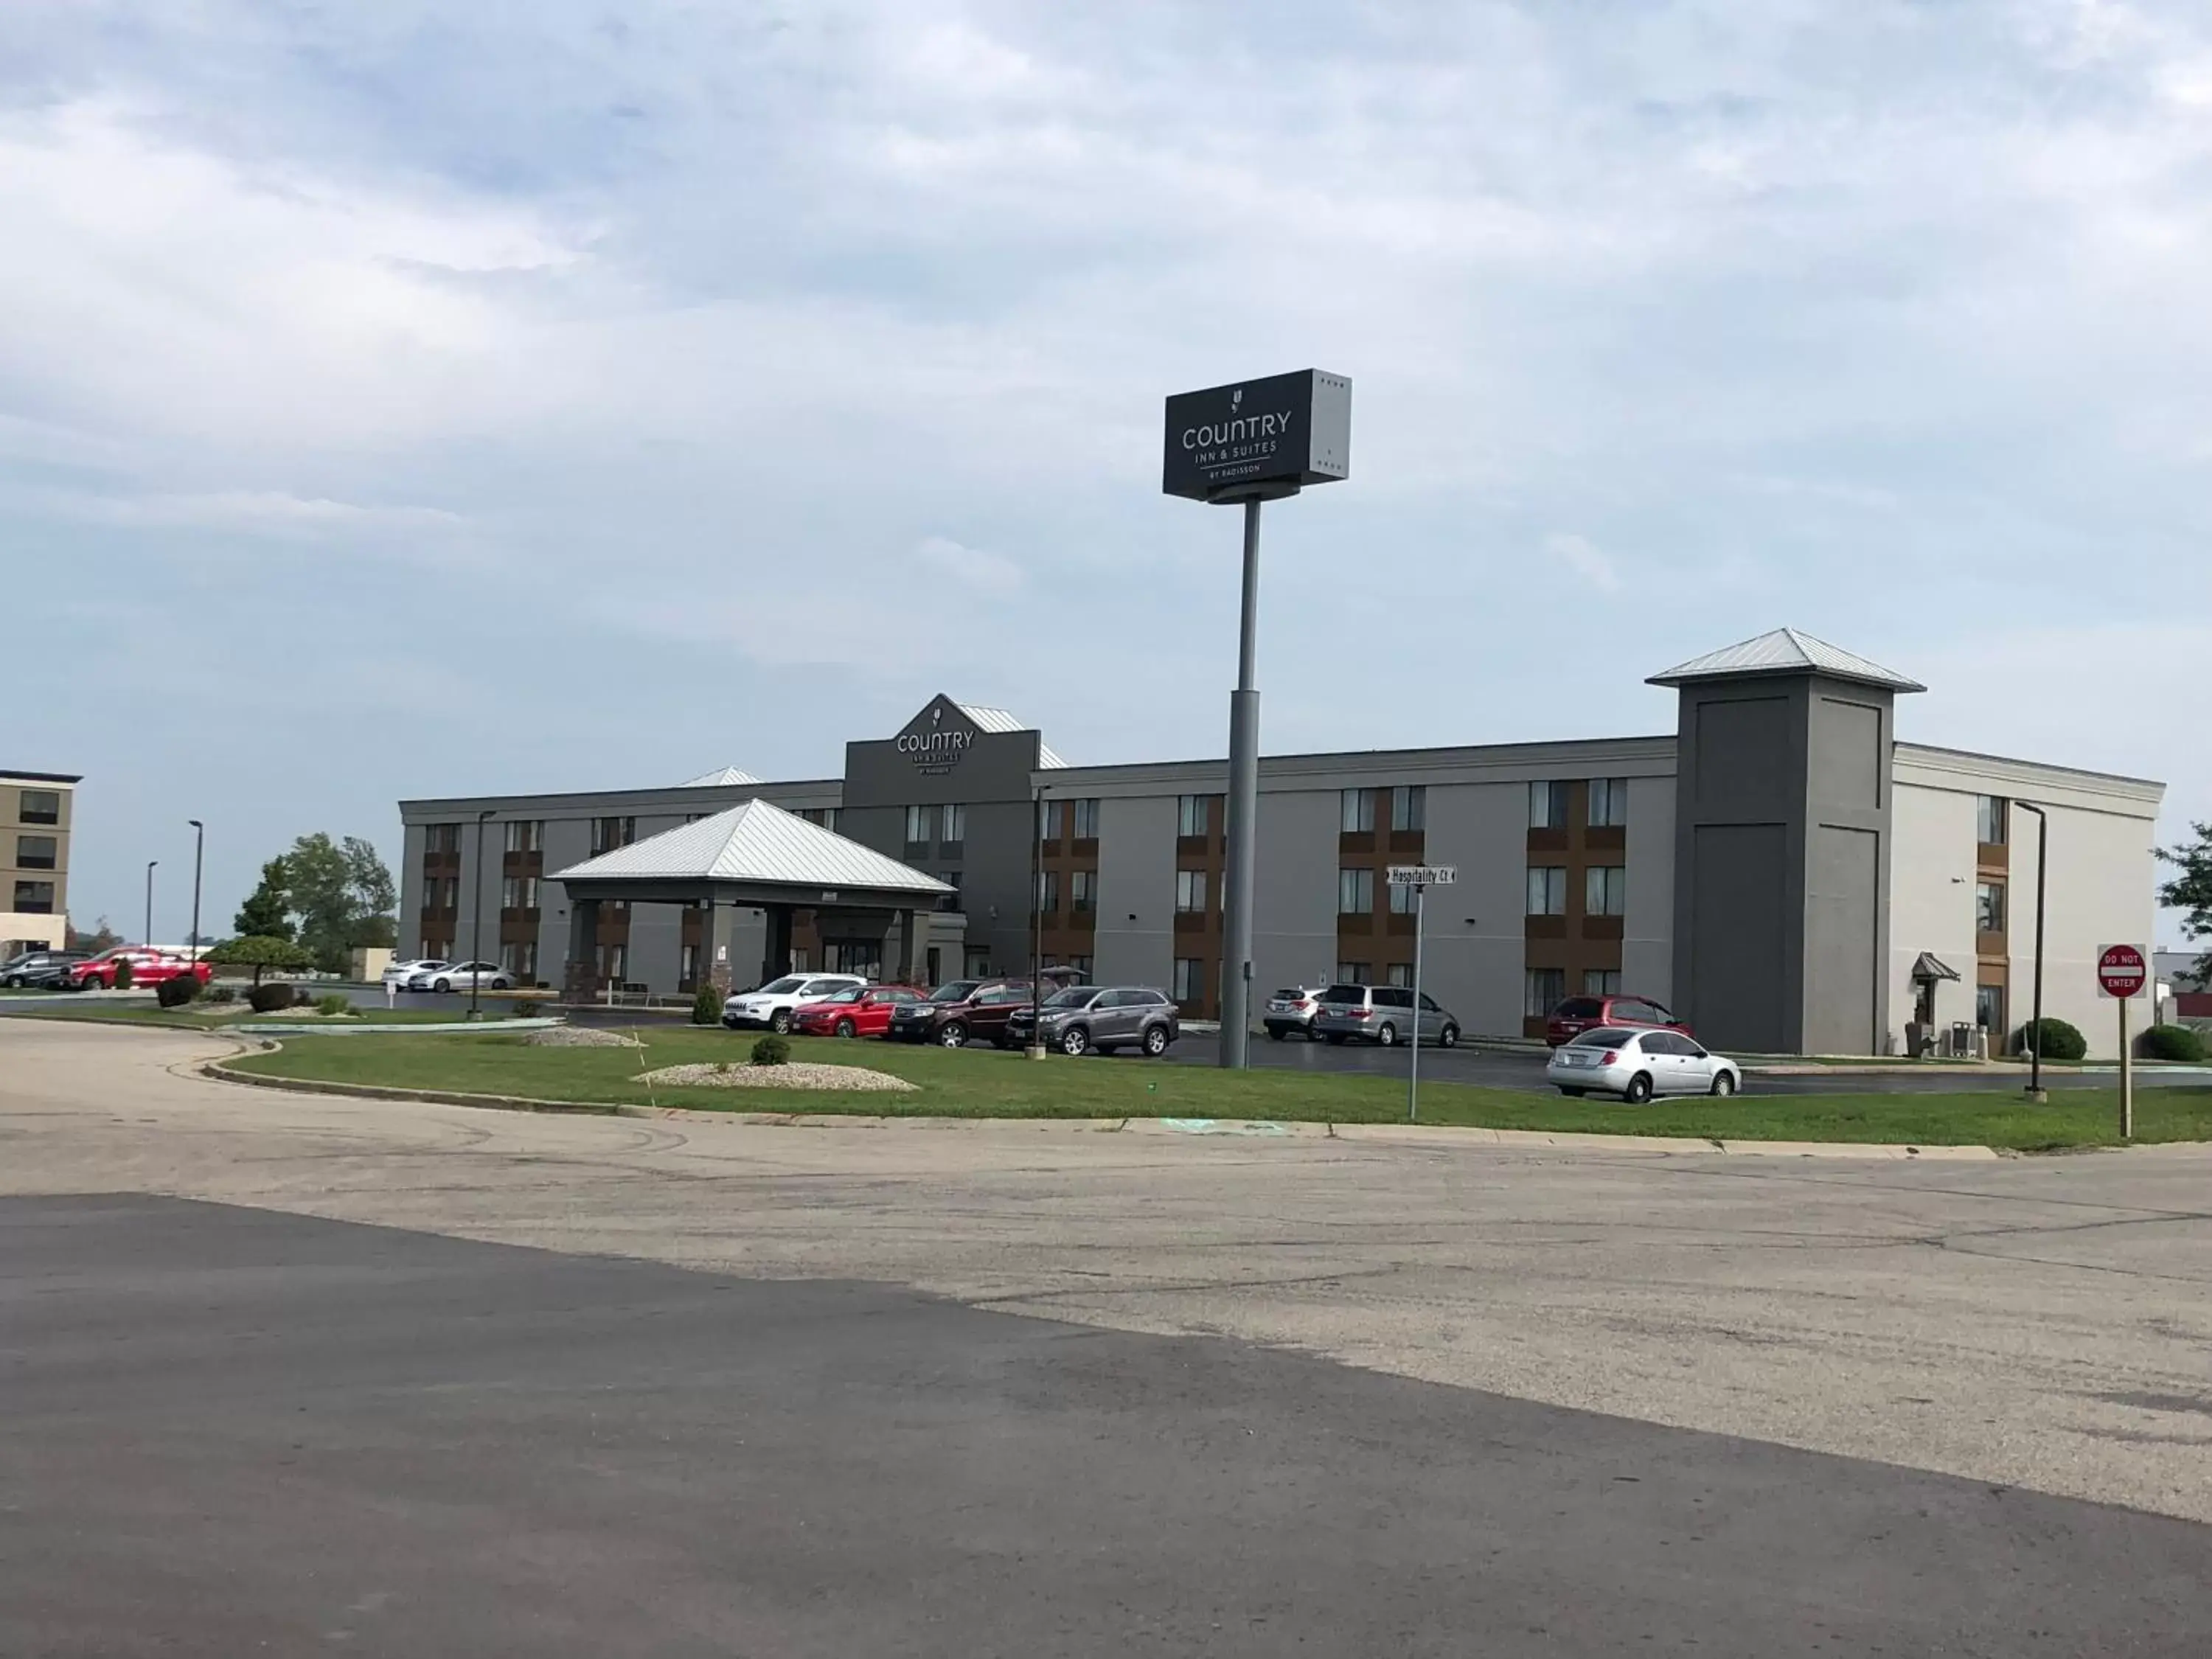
[950,700,1065,766]
[674,766,761,787]
[1646,627,1925,692]
[552,799,951,894]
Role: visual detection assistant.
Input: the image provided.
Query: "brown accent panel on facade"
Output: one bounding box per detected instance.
[1526,825,1568,854]
[1338,912,1376,937]
[1386,830,1425,858]
[1385,913,1416,937]
[1977,842,2008,873]
[1523,777,1627,1015]
[1338,830,1375,855]
[1581,915,1624,941]
[1585,824,1626,853]
[1525,914,1567,940]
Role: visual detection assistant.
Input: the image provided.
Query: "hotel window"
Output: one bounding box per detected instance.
[1036,869,1060,914]
[425,823,461,855]
[1526,866,1568,915]
[1389,785,1425,832]
[1388,880,1418,914]
[1338,867,1375,915]
[503,941,538,981]
[1525,967,1566,1018]
[1176,869,1208,913]
[1588,778,1627,828]
[1340,788,1377,833]
[1528,780,1571,830]
[1070,955,1093,979]
[941,802,967,846]
[1975,982,2005,1032]
[500,875,540,911]
[905,804,932,846]
[1172,958,1204,1003]
[938,869,964,912]
[1977,796,2008,846]
[1040,799,1067,841]
[598,942,627,983]
[503,819,542,854]
[591,816,635,856]
[1585,866,1627,917]
[1177,794,1211,838]
[1335,961,1371,984]
[1976,881,2006,933]
[678,943,697,985]
[18,789,60,827]
[13,880,55,913]
[1071,798,1100,839]
[801,807,842,834]
[15,835,58,870]
[1583,968,1622,997]
[1071,869,1096,912]
[1385,963,1413,988]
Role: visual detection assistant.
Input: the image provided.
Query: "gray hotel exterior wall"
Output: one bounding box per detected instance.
[397,691,2162,1054]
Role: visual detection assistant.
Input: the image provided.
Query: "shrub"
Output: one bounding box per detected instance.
[155,976,200,1009]
[248,981,296,1014]
[750,1034,790,1067]
[204,984,236,1005]
[513,998,543,1019]
[2140,1023,2207,1063]
[692,982,724,1026]
[112,958,134,990]
[315,992,353,1018]
[2014,1016,2087,1062]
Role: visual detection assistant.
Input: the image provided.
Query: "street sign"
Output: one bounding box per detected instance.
[1162,369,1352,503]
[2097,943,2148,999]
[1388,865,1456,886]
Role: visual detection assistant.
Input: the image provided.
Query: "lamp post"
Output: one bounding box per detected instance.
[1027,785,1048,1060]
[187,820,204,960]
[143,860,158,947]
[2013,801,2049,1102]
[469,809,495,1021]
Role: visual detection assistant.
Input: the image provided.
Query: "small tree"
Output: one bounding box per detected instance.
[206,935,316,987]
[233,859,295,942]
[692,982,724,1025]
[2158,821,2212,990]
[68,916,122,953]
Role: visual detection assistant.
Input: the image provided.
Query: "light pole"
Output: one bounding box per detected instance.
[187,820,204,959]
[143,860,158,947]
[470,808,495,1020]
[2014,801,2049,1102]
[1027,785,1048,1060]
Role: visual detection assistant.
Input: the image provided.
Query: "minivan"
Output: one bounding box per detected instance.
[1312,983,1460,1048]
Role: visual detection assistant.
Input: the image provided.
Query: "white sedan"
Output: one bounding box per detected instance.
[406,961,512,993]
[383,958,449,990]
[1545,1026,1742,1102]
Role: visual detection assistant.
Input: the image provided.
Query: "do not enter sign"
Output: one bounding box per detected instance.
[2097,944,2148,999]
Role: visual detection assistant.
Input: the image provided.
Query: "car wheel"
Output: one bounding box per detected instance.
[1375,1023,1397,1047]
[1141,1023,1170,1057]
[433,978,451,993]
[1624,1071,1654,1105]
[1709,1070,1737,1098]
[834,1018,857,1039]
[938,1021,967,1048]
[1438,1023,1459,1049]
[492,977,510,991]
[1060,1026,1090,1057]
[1558,1087,1587,1098]
[770,1010,793,1035]
[3,975,18,988]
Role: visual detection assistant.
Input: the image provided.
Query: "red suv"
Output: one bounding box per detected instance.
[1545,993,1690,1048]
[69,948,212,991]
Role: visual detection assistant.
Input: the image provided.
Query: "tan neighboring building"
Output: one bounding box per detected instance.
[2,770,78,956]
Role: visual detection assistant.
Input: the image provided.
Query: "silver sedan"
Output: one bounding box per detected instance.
[1544,1026,1742,1102]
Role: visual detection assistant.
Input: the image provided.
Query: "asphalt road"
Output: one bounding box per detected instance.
[7,1191,2207,1658]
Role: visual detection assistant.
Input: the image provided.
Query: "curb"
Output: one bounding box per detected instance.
[195,1053,2001,1158]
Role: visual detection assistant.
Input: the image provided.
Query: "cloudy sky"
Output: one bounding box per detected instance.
[7,0,2208,941]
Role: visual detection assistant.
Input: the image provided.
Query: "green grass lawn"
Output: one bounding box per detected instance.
[9,1003,509,1030]
[218,1027,2212,1150]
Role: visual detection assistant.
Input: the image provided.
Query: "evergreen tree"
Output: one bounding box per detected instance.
[234,858,293,941]
[2160,822,2212,987]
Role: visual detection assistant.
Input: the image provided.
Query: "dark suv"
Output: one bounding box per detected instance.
[1,949,89,990]
[886,979,1037,1048]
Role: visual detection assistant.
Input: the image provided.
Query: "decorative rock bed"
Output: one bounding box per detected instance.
[524,1026,644,1048]
[636,1062,917,1093]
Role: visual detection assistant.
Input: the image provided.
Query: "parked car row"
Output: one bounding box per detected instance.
[718,969,1180,1057]
[0,947,212,992]
[382,958,517,993]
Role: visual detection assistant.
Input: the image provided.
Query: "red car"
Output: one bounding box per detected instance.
[1545,992,1690,1048]
[69,948,213,991]
[790,984,926,1038]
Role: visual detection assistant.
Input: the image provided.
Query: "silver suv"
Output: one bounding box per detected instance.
[1312,983,1460,1048]
[1001,985,1180,1057]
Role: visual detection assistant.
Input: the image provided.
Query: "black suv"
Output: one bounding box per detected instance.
[1,949,89,990]
[886,979,1036,1048]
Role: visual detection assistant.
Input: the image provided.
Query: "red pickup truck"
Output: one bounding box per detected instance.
[68,948,213,991]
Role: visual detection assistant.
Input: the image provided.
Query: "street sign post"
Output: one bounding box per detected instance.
[1389,866,1456,1121]
[2098,943,2149,1138]
[1166,369,1351,1069]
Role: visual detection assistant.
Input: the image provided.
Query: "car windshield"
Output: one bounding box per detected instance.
[1322,985,1366,1003]
[1568,1028,1641,1048]
[758,976,807,995]
[1555,998,1603,1019]
[928,981,980,1001]
[1044,987,1093,1009]
[817,987,865,1004]
[1271,989,1307,1001]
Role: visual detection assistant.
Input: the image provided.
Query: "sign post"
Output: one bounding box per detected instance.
[1165,371,1351,1068]
[2098,943,2148,1139]
[1390,866,1456,1121]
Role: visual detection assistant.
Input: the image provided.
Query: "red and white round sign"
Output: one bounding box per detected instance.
[2097,943,2148,999]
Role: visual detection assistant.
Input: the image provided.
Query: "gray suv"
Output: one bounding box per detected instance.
[1001,985,1180,1057]
[1313,983,1460,1048]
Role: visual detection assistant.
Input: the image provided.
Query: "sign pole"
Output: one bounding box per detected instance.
[1218,499,1262,1070]
[2120,992,2132,1141]
[1408,880,1425,1123]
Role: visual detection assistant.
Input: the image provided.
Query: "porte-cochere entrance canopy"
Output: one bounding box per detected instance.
[552,799,953,995]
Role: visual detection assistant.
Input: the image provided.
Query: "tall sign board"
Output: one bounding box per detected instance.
[1162,369,1352,503]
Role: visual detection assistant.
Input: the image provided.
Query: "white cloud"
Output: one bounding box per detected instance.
[1543,532,1620,592]
[915,535,1022,591]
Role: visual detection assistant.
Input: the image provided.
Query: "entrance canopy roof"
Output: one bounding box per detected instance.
[552,799,951,908]
[1647,627,1926,693]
